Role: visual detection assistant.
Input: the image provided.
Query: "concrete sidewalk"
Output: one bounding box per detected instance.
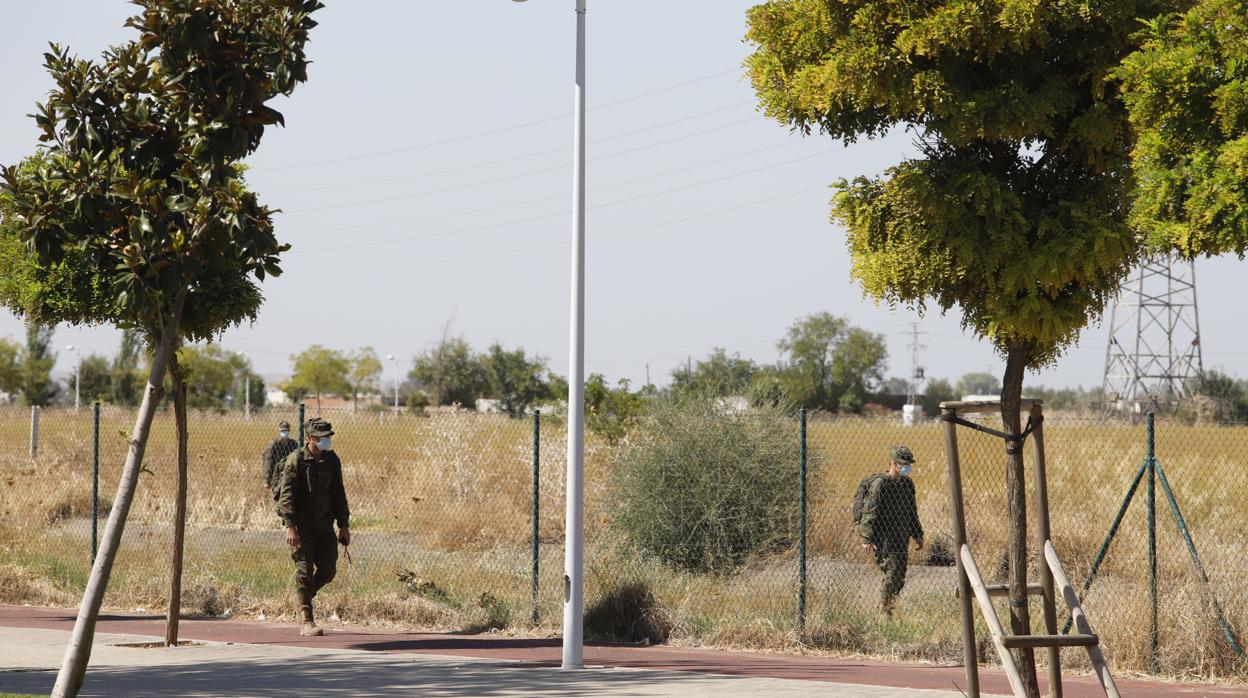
[2,605,1244,697]
[0,625,983,697]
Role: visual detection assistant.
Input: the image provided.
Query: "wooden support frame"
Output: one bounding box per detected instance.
[1046,541,1121,698]
[942,400,1119,698]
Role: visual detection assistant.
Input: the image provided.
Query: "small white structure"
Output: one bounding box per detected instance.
[902,403,919,426]
[475,398,501,414]
[266,389,291,406]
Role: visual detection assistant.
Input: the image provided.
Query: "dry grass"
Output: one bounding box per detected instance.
[2,407,1247,681]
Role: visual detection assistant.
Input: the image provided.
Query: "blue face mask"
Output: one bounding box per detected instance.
[317,437,332,451]
[279,431,290,439]
[899,464,912,477]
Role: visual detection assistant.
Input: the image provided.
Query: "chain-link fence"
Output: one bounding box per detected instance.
[1,403,1246,680]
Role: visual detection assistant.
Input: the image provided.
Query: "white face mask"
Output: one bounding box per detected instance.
[317,437,332,451]
[279,431,290,439]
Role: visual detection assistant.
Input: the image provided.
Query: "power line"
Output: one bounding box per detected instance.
[284,139,807,237]
[327,184,828,273]
[264,101,754,195]
[251,68,740,172]
[281,116,761,215]
[289,150,834,255]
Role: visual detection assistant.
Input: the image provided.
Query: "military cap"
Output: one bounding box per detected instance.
[890,445,915,464]
[279,420,291,430]
[305,418,335,438]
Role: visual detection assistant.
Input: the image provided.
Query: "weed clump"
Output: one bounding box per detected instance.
[610,397,797,574]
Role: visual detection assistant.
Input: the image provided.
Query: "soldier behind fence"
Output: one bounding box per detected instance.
[277,418,351,636]
[858,445,924,616]
[262,420,299,493]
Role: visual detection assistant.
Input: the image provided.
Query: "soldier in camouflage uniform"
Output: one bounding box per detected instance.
[858,445,924,616]
[262,420,299,493]
[276,418,350,636]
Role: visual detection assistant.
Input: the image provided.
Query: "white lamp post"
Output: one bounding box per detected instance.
[237,353,251,419]
[386,354,399,410]
[65,345,80,411]
[514,0,588,670]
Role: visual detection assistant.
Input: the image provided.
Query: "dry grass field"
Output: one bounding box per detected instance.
[1,405,1246,681]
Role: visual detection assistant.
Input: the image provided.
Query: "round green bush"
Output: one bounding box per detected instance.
[609,397,798,574]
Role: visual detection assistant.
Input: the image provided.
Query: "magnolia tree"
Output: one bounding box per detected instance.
[746,2,1184,693]
[0,1,322,695]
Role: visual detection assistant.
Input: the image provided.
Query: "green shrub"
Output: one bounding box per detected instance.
[610,397,798,574]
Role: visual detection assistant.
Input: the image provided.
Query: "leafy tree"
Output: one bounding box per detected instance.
[956,372,1003,398]
[289,345,350,412]
[176,345,257,411]
[670,348,758,397]
[410,334,484,407]
[480,343,551,417]
[281,380,310,406]
[0,0,320,685]
[920,378,957,417]
[347,347,384,411]
[831,328,888,413]
[746,3,1166,690]
[0,337,20,397]
[77,354,114,405]
[881,377,911,395]
[585,374,648,444]
[1188,370,1248,423]
[1117,0,1248,258]
[19,321,59,407]
[776,313,846,409]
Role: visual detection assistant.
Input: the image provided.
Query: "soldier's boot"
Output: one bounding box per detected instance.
[299,606,323,637]
[881,594,896,618]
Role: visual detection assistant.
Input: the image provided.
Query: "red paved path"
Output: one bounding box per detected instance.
[2,605,1244,697]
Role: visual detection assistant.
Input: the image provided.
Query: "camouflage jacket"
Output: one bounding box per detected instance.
[263,436,300,489]
[276,446,350,531]
[857,474,923,547]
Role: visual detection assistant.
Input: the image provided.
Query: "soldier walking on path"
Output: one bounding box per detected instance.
[277,418,351,636]
[262,420,299,493]
[856,445,924,616]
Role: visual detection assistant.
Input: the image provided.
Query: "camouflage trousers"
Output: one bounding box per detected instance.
[292,527,338,612]
[874,543,909,613]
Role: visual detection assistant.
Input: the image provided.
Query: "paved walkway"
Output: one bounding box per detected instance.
[0,605,1244,697]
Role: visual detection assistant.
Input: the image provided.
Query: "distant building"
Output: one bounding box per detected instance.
[266,390,291,406]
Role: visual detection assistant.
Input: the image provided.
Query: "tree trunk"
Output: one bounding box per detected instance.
[1001,344,1039,698]
[165,352,189,646]
[52,294,185,698]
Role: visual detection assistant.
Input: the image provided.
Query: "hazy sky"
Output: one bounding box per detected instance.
[2,1,1244,393]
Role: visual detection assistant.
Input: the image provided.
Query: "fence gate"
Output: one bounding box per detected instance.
[941,400,1119,698]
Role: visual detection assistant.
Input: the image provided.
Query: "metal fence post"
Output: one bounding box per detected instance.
[298,403,306,443]
[92,402,100,561]
[1147,412,1158,674]
[532,410,541,625]
[29,406,40,460]
[798,407,807,638]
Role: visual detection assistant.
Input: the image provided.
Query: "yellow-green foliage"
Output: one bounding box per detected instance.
[744,1,1170,364]
[1117,0,1248,258]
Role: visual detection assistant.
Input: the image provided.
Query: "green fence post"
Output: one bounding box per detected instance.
[532,410,541,625]
[1147,412,1158,674]
[92,401,100,561]
[798,407,807,638]
[298,403,306,443]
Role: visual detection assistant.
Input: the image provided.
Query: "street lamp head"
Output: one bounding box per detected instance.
[65,344,77,352]
[386,354,395,360]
